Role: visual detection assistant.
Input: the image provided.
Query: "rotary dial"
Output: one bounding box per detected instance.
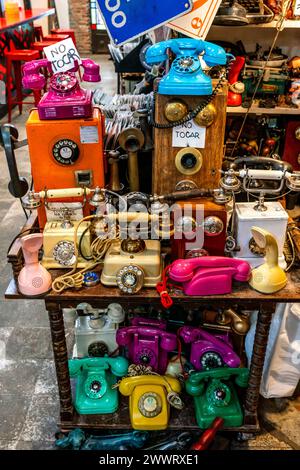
[84,374,107,399]
[52,139,80,165]
[116,265,144,294]
[207,379,231,407]
[53,240,76,266]
[138,392,162,418]
[200,351,223,370]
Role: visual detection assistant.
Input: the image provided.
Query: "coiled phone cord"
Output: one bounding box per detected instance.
[150,57,234,129]
[52,215,119,293]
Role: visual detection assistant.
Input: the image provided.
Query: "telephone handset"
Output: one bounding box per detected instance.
[69,356,128,415]
[179,326,241,370]
[22,58,101,120]
[119,374,181,430]
[168,256,251,296]
[0,124,28,199]
[116,321,177,374]
[185,367,249,428]
[223,156,293,173]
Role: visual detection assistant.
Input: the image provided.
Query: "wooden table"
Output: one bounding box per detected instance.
[6,269,300,436]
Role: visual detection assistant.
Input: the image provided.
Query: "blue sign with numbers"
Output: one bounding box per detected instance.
[97,0,192,46]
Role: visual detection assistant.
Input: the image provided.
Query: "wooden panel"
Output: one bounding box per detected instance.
[153,85,227,194]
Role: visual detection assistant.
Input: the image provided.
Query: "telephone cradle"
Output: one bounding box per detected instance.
[179,326,241,370]
[119,374,181,431]
[168,256,251,296]
[185,367,249,429]
[116,317,177,374]
[145,38,227,95]
[68,356,128,415]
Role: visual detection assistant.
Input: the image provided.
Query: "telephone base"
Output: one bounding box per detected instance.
[193,384,243,429]
[101,240,162,289]
[129,384,170,431]
[159,73,212,96]
[71,370,119,415]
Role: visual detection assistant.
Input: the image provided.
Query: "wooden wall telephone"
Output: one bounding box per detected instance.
[69,356,128,415]
[119,374,181,431]
[185,367,249,429]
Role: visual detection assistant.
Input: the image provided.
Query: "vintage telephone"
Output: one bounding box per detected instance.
[179,326,241,370]
[145,38,227,96]
[227,56,245,106]
[18,234,52,297]
[220,157,300,268]
[249,226,287,293]
[21,187,105,268]
[74,303,125,358]
[22,58,101,120]
[283,120,300,172]
[119,374,181,430]
[168,256,251,296]
[100,212,163,294]
[170,197,228,259]
[116,317,177,374]
[69,356,128,415]
[185,367,249,428]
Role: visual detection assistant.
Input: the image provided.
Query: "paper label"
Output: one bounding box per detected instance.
[172,121,206,148]
[80,126,99,144]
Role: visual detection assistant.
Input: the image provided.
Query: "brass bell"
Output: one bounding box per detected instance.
[164,100,188,123]
[194,103,216,127]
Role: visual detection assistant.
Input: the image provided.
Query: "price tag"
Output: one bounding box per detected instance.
[43,38,82,73]
[172,121,206,148]
[294,0,300,16]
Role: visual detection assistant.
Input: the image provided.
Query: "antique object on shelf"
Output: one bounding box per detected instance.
[145,38,227,96]
[119,374,182,430]
[179,326,241,370]
[214,1,249,26]
[283,120,300,171]
[152,86,228,193]
[107,150,124,193]
[17,234,52,297]
[227,56,245,106]
[68,356,128,415]
[25,108,105,227]
[116,317,177,374]
[249,226,287,293]
[118,128,145,192]
[168,256,251,296]
[22,58,101,120]
[74,303,125,357]
[171,197,227,259]
[185,367,249,428]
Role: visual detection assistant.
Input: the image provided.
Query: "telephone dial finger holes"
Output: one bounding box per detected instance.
[84,374,107,399]
[138,392,162,418]
[52,139,80,165]
[116,265,144,294]
[207,380,231,408]
[200,352,223,370]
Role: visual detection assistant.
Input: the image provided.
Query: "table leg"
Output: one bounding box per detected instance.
[47,302,74,423]
[244,303,276,426]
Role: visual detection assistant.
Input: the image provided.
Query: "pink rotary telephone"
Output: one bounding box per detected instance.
[180,326,240,371]
[22,59,101,120]
[116,317,177,374]
[168,256,251,296]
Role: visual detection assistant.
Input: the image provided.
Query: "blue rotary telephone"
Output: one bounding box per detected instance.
[145,38,227,95]
[69,356,128,415]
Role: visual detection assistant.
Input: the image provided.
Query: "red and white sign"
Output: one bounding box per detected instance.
[168,0,222,40]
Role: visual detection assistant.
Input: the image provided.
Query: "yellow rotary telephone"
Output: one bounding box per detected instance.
[119,375,181,430]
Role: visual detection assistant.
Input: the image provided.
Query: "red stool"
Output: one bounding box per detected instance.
[5,49,41,123]
[43,34,69,42]
[51,28,77,47]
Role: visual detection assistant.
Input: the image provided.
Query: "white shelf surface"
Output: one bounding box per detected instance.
[211,19,300,29]
[227,105,300,115]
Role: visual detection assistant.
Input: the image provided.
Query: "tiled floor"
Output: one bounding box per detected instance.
[0,55,299,451]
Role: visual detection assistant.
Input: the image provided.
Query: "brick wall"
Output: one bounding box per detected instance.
[68,0,92,55]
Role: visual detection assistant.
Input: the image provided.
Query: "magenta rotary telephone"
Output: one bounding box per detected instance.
[179,326,241,371]
[116,317,177,374]
[168,256,251,296]
[22,58,101,120]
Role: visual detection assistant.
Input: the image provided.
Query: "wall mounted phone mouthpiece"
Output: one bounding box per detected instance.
[249,226,287,294]
[18,234,52,297]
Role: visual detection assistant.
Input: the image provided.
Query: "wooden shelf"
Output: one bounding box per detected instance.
[211,19,300,30]
[227,105,300,115]
[60,394,259,433]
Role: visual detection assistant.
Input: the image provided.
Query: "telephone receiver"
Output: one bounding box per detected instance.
[186,367,249,396]
[119,374,181,397]
[0,124,28,198]
[145,38,228,95]
[179,326,241,370]
[118,128,145,192]
[69,356,128,378]
[223,156,293,173]
[168,256,251,296]
[117,327,177,351]
[22,58,101,90]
